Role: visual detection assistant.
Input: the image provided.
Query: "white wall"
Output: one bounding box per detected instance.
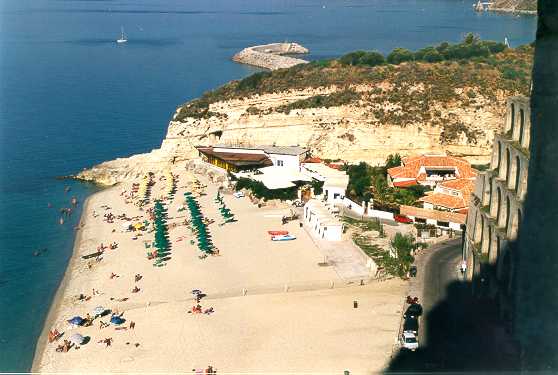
[214,147,266,155]
[367,209,394,221]
[324,186,345,204]
[342,197,365,215]
[268,154,300,169]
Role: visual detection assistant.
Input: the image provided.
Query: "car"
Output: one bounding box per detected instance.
[233,191,245,198]
[394,214,413,224]
[403,316,419,334]
[400,332,419,351]
[404,303,423,318]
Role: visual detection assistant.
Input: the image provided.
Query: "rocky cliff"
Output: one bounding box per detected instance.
[489,0,537,13]
[75,43,533,186]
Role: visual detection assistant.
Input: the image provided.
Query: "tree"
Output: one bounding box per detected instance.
[339,50,367,66]
[385,153,402,169]
[464,32,480,45]
[346,162,373,202]
[390,233,416,277]
[387,48,414,65]
[423,49,443,62]
[359,51,386,67]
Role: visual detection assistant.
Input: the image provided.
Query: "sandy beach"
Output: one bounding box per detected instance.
[33,164,406,374]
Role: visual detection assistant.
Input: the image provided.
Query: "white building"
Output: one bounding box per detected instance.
[300,162,349,205]
[303,199,344,241]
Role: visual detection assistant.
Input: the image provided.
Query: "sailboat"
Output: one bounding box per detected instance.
[116,26,127,44]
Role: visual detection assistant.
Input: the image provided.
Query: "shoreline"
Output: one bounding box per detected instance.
[488,7,536,15]
[31,189,105,372]
[31,169,405,373]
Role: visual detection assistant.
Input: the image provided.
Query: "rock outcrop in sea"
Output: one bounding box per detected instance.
[232,42,309,70]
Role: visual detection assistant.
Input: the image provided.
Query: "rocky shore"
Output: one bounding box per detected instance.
[232,42,309,70]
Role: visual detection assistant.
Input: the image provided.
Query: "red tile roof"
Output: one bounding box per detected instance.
[388,154,477,181]
[400,205,466,224]
[418,178,475,210]
[393,180,417,187]
[419,193,467,209]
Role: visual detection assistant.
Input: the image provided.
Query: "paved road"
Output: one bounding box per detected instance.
[419,240,462,347]
[386,239,520,372]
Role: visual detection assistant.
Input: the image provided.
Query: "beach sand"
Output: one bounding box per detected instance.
[33,165,406,374]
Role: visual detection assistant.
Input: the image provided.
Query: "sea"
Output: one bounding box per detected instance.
[0,0,536,371]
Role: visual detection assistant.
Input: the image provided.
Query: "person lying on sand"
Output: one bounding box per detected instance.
[48,329,62,343]
[56,340,73,353]
[188,304,203,314]
[131,286,140,293]
[83,313,94,327]
[110,272,119,279]
[98,337,113,348]
[99,320,110,329]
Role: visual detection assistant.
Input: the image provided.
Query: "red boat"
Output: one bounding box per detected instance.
[268,230,289,235]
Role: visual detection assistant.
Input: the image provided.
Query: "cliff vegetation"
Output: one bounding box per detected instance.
[490,0,537,11]
[176,35,533,147]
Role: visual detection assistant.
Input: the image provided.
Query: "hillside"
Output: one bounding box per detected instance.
[75,38,533,185]
[490,0,537,12]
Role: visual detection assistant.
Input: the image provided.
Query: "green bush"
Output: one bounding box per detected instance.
[339,50,385,67]
[423,49,443,63]
[358,51,386,66]
[235,178,297,201]
[311,180,324,195]
[346,162,373,202]
[237,71,272,92]
[387,48,414,65]
[385,153,402,169]
[339,50,367,65]
[390,233,416,277]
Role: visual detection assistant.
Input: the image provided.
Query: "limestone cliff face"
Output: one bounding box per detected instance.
[76,44,532,186]
[76,85,506,185]
[163,85,506,164]
[489,0,536,13]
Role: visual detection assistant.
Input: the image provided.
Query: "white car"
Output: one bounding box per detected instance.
[233,191,245,198]
[400,332,419,351]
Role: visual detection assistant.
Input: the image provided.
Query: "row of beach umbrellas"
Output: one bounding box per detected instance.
[164,170,176,198]
[185,192,214,254]
[215,191,235,223]
[137,173,152,206]
[152,200,171,265]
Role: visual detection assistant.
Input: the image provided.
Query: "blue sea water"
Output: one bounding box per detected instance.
[0,0,536,371]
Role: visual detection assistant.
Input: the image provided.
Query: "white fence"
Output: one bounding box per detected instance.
[342,197,395,221]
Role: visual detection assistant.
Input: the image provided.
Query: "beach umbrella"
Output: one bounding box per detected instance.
[69,333,85,345]
[191,289,202,294]
[110,316,125,325]
[92,306,106,317]
[67,316,84,326]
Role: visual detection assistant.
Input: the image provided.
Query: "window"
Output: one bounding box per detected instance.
[415,218,426,224]
[277,160,284,167]
[437,220,450,228]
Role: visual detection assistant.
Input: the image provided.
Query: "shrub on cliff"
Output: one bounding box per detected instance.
[339,50,385,67]
[275,89,360,114]
[387,48,414,65]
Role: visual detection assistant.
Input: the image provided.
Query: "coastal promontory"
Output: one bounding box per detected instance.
[232,42,309,70]
[76,38,533,185]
